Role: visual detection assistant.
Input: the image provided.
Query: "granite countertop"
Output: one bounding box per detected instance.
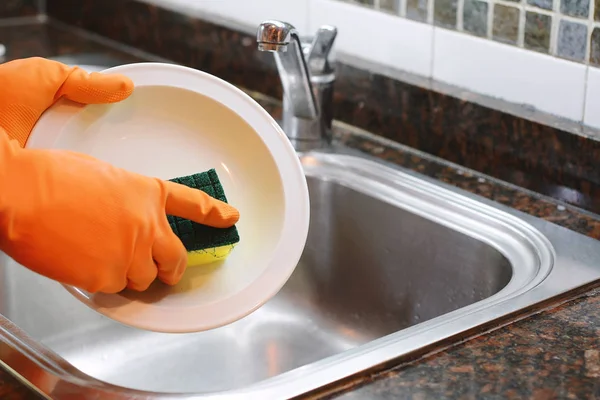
[0,21,599,400]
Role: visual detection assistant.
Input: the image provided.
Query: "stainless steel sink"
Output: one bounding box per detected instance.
[1,146,600,400]
[1,56,600,399]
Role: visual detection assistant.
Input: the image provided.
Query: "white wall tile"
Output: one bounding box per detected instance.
[433,28,587,122]
[140,0,310,33]
[309,0,433,77]
[584,67,600,129]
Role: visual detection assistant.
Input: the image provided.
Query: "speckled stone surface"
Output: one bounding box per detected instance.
[0,372,41,400]
[0,0,40,18]
[326,290,600,399]
[45,0,600,215]
[0,20,599,400]
[0,20,142,63]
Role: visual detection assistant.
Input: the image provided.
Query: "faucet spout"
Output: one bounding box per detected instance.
[257,20,318,119]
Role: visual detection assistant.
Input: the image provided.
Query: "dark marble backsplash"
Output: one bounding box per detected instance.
[34,0,600,214]
[0,0,42,19]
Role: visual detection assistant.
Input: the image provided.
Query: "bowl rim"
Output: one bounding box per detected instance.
[26,62,310,333]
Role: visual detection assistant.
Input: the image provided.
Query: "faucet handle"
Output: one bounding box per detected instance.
[307,26,337,76]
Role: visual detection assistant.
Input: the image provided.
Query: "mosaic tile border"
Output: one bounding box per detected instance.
[341,0,600,65]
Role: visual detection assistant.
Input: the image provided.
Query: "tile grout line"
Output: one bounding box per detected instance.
[487,0,494,39]
[399,0,407,18]
[582,0,594,123]
[427,0,436,71]
[518,2,526,48]
[582,62,590,123]
[549,0,560,56]
[585,0,594,64]
[427,0,435,24]
[430,25,437,78]
[457,0,465,30]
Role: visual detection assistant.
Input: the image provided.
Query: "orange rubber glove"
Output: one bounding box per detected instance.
[0,57,240,293]
[0,132,240,293]
[0,56,134,147]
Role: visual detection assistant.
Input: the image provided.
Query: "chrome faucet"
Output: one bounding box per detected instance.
[257,20,337,152]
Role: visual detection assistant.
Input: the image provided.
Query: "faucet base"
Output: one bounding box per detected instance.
[289,138,331,153]
[275,119,331,153]
[258,20,336,153]
[280,76,334,146]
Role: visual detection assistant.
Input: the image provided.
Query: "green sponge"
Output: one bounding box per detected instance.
[166,169,240,266]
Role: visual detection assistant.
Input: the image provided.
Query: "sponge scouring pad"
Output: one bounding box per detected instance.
[166,169,240,267]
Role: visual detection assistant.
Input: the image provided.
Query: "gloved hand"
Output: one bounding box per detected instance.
[0,56,134,147]
[0,132,240,293]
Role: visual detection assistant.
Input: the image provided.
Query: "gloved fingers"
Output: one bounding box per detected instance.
[126,247,159,292]
[94,270,128,294]
[0,128,22,152]
[162,180,240,228]
[56,66,134,105]
[152,220,187,286]
[0,58,134,147]
[69,152,97,161]
[65,150,101,162]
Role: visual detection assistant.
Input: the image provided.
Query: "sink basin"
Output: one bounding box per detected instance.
[1,146,600,399]
[1,56,600,399]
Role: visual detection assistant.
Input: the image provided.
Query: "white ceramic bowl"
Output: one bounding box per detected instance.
[27,62,310,333]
